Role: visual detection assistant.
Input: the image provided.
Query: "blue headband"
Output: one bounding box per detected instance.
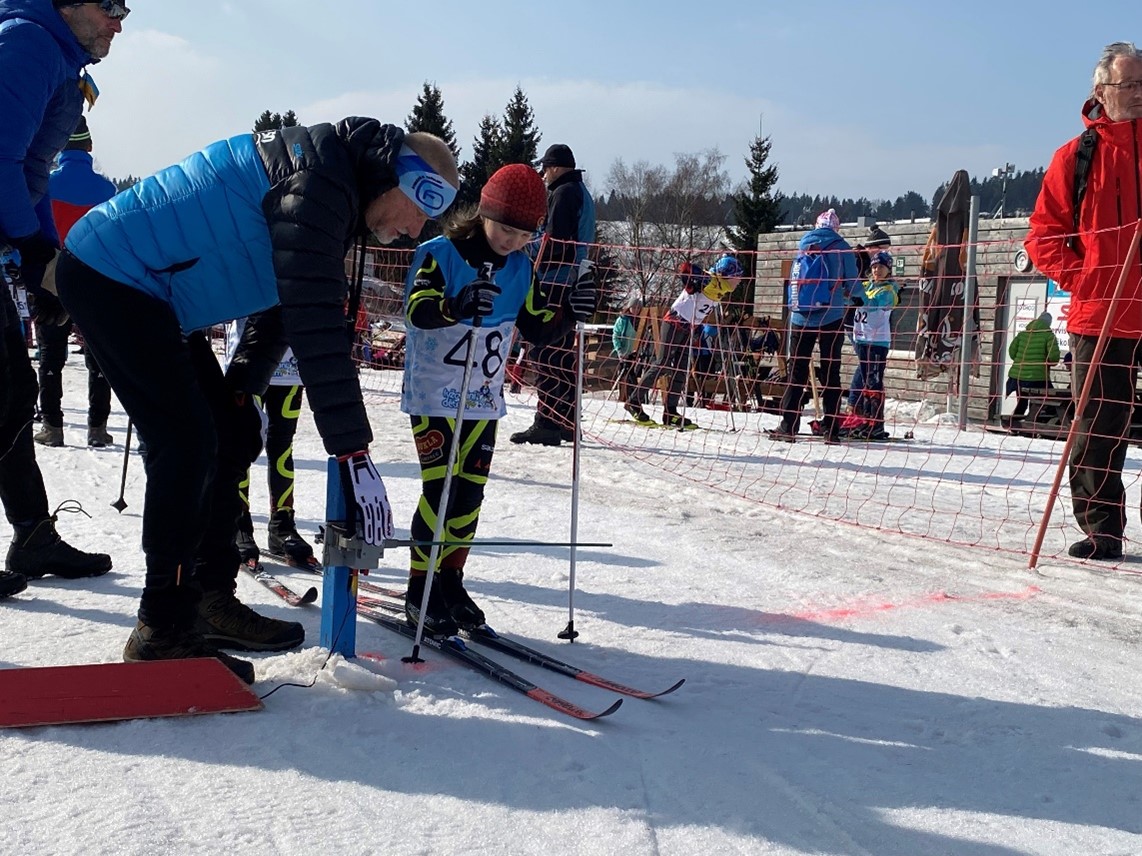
[394,144,456,218]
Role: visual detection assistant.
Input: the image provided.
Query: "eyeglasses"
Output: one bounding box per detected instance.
[1102,80,1142,93]
[68,1,130,20]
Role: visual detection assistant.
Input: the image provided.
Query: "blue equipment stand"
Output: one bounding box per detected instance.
[320,457,358,656]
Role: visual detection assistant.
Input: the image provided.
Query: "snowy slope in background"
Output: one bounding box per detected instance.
[2,362,1142,855]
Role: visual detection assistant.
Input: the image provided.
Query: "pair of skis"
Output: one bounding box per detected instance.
[241,555,684,720]
[354,594,682,720]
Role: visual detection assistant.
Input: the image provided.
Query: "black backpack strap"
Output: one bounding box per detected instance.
[1068,128,1098,250]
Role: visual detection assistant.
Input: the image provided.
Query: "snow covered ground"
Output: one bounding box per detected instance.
[3,361,1142,855]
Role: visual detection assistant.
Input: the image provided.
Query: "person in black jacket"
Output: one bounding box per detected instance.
[55,119,458,682]
[510,144,597,446]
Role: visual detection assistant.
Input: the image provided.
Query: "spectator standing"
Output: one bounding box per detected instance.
[0,0,124,600]
[1006,311,1061,418]
[767,209,858,442]
[35,116,117,448]
[56,119,457,680]
[1026,41,1142,560]
[510,143,596,446]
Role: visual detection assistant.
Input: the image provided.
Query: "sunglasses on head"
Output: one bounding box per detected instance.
[66,0,130,20]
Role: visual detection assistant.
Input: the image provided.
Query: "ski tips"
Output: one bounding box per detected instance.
[527,688,623,720]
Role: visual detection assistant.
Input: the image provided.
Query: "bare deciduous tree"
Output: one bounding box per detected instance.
[601,150,730,310]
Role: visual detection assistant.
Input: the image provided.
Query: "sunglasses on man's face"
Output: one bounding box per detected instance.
[70,0,130,20]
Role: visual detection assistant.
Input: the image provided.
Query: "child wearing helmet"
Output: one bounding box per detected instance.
[400,164,587,636]
[627,253,743,428]
[841,250,900,439]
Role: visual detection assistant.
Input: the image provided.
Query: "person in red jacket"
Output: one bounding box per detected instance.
[1026,40,1142,561]
[34,116,118,449]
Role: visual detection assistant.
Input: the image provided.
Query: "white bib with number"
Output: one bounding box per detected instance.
[400,238,533,420]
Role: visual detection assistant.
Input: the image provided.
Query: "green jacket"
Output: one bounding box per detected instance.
[1008,318,1060,382]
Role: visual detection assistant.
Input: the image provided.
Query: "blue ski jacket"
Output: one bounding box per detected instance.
[0,0,94,245]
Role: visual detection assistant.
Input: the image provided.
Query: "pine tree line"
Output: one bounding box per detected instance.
[106,94,1046,243]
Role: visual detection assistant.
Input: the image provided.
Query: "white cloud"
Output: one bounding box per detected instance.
[85,39,1012,201]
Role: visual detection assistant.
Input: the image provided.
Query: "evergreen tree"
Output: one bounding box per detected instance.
[456,114,505,210]
[499,86,541,166]
[253,110,299,133]
[406,82,460,159]
[726,133,782,303]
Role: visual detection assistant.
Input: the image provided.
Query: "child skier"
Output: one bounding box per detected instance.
[400,164,595,635]
[627,255,743,428]
[842,251,900,439]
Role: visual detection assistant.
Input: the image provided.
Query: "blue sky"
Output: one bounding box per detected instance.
[85,0,1134,201]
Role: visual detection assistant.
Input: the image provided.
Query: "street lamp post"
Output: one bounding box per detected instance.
[991,162,1015,218]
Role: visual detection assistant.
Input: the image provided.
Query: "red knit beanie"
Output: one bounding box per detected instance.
[478,164,547,232]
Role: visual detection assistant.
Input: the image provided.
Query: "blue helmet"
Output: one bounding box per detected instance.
[712,254,744,279]
[871,251,893,269]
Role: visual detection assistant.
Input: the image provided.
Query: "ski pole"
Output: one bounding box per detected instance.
[110,420,133,512]
[559,313,587,642]
[404,264,491,663]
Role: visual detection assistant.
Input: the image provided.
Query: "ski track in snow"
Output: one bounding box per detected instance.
[3,363,1142,853]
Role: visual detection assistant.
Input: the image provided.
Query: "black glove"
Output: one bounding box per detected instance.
[30,290,69,326]
[567,267,597,322]
[11,232,58,268]
[851,295,864,307]
[447,279,501,320]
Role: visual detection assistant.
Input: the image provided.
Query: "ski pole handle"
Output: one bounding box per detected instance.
[474,262,494,330]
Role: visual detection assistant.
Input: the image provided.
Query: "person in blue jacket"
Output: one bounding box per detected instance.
[34,116,118,449]
[768,208,859,442]
[55,118,459,683]
[0,0,125,601]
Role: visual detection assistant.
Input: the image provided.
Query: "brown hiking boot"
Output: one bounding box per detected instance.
[193,589,305,652]
[124,621,255,685]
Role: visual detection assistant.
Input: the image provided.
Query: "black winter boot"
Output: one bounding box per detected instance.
[509,416,562,446]
[405,572,459,637]
[124,621,255,685]
[0,570,27,599]
[33,423,64,447]
[267,508,314,565]
[193,588,305,652]
[662,411,697,430]
[7,518,112,579]
[437,567,486,629]
[87,424,113,447]
[235,511,260,564]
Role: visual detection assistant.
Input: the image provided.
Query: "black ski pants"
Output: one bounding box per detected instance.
[1067,333,1142,539]
[636,319,695,414]
[35,318,111,428]
[778,319,845,436]
[0,286,49,526]
[57,252,259,626]
[532,329,577,428]
[408,415,496,574]
[240,383,303,518]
